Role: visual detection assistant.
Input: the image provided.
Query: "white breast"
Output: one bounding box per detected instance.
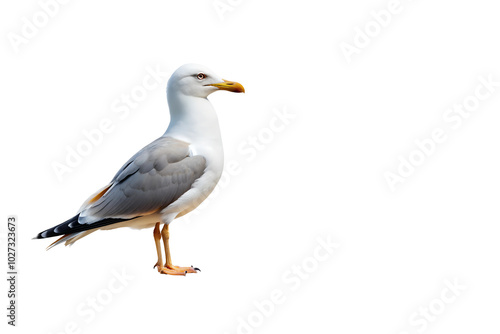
[160,95,224,223]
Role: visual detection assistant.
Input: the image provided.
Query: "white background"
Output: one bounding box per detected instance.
[1,0,500,333]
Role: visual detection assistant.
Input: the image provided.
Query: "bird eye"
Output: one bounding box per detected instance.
[197,73,206,80]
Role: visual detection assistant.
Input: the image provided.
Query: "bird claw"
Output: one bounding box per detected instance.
[155,264,200,275]
[189,265,201,272]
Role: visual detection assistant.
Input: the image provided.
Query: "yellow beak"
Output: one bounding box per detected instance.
[207,79,245,93]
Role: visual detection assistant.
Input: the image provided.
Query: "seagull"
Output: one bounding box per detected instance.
[34,64,245,275]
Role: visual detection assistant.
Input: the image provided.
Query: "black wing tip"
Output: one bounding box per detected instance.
[34,214,81,240]
[34,214,136,241]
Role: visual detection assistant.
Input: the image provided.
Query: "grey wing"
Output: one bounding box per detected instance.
[79,136,206,224]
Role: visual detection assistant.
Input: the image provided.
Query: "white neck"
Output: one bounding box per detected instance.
[163,89,224,171]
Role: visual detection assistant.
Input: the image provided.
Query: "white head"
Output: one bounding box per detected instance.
[167,63,245,99]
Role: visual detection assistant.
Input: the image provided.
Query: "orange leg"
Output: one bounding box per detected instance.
[153,223,199,276]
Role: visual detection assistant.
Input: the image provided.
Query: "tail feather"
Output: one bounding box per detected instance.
[45,230,98,250]
[46,233,73,250]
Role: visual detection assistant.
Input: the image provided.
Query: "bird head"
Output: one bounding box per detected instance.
[167,63,245,98]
